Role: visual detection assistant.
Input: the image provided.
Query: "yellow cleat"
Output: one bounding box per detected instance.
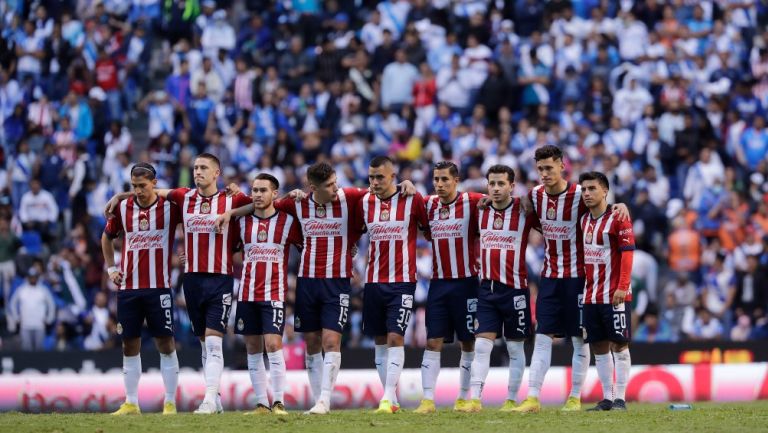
[456,399,482,413]
[244,403,272,415]
[561,396,581,412]
[511,396,541,413]
[112,402,141,415]
[453,398,468,411]
[499,399,518,412]
[374,400,397,414]
[162,402,177,415]
[271,401,289,415]
[414,399,436,414]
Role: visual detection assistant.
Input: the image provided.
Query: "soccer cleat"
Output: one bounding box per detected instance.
[307,400,330,415]
[245,403,272,415]
[612,399,627,411]
[453,398,468,411]
[162,402,177,415]
[510,396,541,413]
[414,399,436,414]
[455,399,482,413]
[499,399,518,412]
[194,400,219,414]
[111,402,141,415]
[561,396,581,411]
[586,399,613,411]
[271,401,289,415]
[374,400,397,414]
[215,394,224,413]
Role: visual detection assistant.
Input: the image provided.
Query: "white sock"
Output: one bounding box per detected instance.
[594,353,614,401]
[469,338,493,400]
[613,349,631,400]
[374,345,388,388]
[528,334,552,398]
[458,351,474,400]
[506,341,525,402]
[123,355,142,405]
[570,337,589,398]
[306,353,324,403]
[200,339,207,368]
[267,350,287,403]
[159,351,179,404]
[203,336,224,403]
[247,353,269,407]
[420,350,441,400]
[383,347,404,403]
[320,351,341,408]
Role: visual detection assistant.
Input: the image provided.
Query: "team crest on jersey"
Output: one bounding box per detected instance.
[380,209,390,221]
[439,207,450,220]
[237,318,244,331]
[295,316,301,328]
[546,206,556,220]
[493,216,503,229]
[200,201,211,214]
[585,230,593,243]
[316,205,327,218]
[258,230,268,242]
[116,322,123,335]
[139,218,149,231]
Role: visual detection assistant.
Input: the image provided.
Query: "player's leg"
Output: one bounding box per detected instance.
[113,291,143,415]
[454,278,479,407]
[263,301,288,415]
[146,289,178,414]
[585,304,613,411]
[196,274,234,414]
[363,283,389,392]
[609,303,631,410]
[182,274,214,409]
[237,302,270,413]
[501,286,532,411]
[377,283,415,413]
[296,277,324,403]
[464,280,501,412]
[564,278,589,411]
[417,280,449,413]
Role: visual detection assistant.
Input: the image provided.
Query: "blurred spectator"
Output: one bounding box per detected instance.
[7,267,56,350]
[634,305,675,343]
[683,308,725,341]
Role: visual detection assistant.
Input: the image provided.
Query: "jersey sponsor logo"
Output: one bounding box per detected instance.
[619,228,633,236]
[467,298,478,313]
[316,205,327,218]
[244,243,284,264]
[340,293,350,307]
[401,294,413,308]
[271,300,284,309]
[380,209,390,221]
[200,201,211,214]
[480,231,518,251]
[160,293,172,309]
[540,221,573,240]
[368,221,408,242]
[237,318,244,331]
[185,214,218,233]
[584,244,609,264]
[304,219,344,237]
[125,230,166,250]
[429,220,464,239]
[222,293,232,306]
[513,295,526,310]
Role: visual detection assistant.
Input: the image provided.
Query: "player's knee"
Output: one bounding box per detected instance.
[321,331,342,352]
[426,338,443,352]
[154,336,175,354]
[264,336,283,353]
[122,338,141,356]
[387,333,404,347]
[590,341,610,355]
[611,342,629,353]
[304,331,323,353]
[460,340,474,352]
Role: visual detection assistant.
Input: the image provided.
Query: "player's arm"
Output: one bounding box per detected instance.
[101,216,124,286]
[215,201,254,233]
[413,193,431,239]
[612,220,636,306]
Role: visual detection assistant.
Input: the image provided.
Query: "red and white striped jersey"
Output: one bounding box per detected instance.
[104,196,181,290]
[530,183,588,279]
[478,198,536,288]
[426,192,483,279]
[275,187,367,279]
[167,188,252,275]
[580,211,635,304]
[237,211,302,302]
[360,190,429,283]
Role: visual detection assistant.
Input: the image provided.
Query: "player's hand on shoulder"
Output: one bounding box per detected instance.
[477,196,492,210]
[225,182,241,197]
[399,180,416,196]
[288,189,307,201]
[611,203,631,221]
[214,211,232,233]
[521,195,534,215]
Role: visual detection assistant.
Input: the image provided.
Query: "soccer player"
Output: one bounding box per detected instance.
[359,156,429,414]
[414,161,483,414]
[578,171,634,411]
[106,153,251,414]
[460,165,536,413]
[102,163,181,415]
[233,173,302,415]
[514,145,629,413]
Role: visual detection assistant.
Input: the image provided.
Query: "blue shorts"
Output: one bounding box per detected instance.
[295,277,351,334]
[535,277,585,338]
[182,272,234,336]
[475,280,532,340]
[116,288,175,339]
[583,303,631,344]
[362,282,416,337]
[426,277,478,343]
[234,300,285,336]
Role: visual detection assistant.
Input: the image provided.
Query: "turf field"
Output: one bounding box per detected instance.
[2,402,767,433]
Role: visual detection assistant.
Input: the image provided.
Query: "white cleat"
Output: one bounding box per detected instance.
[194,400,219,414]
[215,394,224,413]
[307,400,330,415]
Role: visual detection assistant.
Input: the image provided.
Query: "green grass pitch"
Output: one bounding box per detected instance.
[2,402,767,433]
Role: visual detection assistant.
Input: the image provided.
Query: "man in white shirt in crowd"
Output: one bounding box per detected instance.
[19,178,59,242]
[8,266,56,351]
[381,49,420,110]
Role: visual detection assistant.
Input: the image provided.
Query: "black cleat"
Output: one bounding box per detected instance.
[612,399,627,410]
[586,399,613,411]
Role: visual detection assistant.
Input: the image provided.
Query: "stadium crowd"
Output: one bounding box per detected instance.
[1,0,768,352]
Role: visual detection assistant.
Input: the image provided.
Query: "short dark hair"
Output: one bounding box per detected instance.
[433,161,459,178]
[534,145,564,162]
[254,173,280,190]
[130,162,157,180]
[369,155,394,168]
[307,162,336,185]
[196,152,221,168]
[578,171,610,190]
[486,165,515,183]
